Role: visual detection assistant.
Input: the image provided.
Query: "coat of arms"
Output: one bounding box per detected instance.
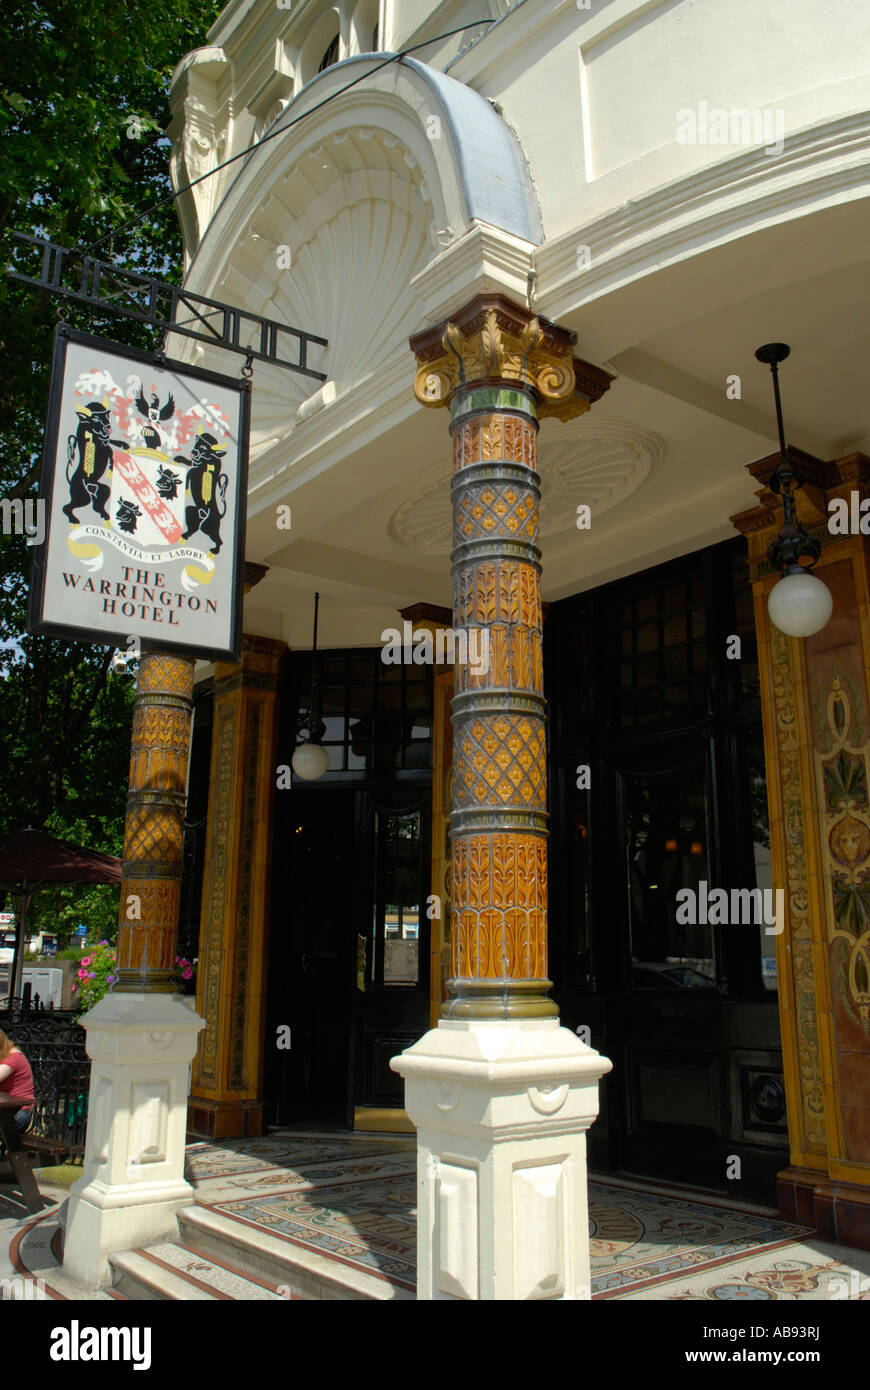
[62,367,233,590]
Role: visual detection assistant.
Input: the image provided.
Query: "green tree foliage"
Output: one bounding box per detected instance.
[0,0,221,940]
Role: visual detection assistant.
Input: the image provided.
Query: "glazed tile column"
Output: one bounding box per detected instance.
[733,450,870,1252]
[63,651,205,1288]
[189,633,286,1140]
[392,295,613,1300]
[448,383,551,1017]
[114,652,196,990]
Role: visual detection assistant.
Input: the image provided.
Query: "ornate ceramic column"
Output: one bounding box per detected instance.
[63,651,205,1288]
[392,295,613,1300]
[189,633,286,1140]
[733,450,870,1251]
[114,652,196,990]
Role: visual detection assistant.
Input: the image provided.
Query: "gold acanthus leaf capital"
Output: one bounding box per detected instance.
[519,317,544,374]
[481,309,503,379]
[442,321,465,370]
[413,311,579,409]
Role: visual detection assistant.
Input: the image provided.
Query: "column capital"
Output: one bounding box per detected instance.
[243,561,269,594]
[409,294,612,420]
[399,602,453,630]
[732,450,870,578]
[213,633,287,691]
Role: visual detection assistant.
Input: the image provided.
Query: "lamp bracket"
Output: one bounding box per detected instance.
[767,522,821,573]
[754,342,791,367]
[767,454,806,494]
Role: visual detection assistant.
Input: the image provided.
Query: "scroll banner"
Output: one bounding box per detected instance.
[67,526,216,591]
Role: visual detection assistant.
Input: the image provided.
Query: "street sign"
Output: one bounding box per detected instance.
[76,924,87,937]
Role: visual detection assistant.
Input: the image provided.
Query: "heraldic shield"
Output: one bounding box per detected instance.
[109,446,187,550]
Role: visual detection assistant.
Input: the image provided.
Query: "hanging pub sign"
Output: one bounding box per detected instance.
[28,326,250,662]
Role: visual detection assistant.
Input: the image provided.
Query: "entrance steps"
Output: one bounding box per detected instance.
[108,1204,413,1301]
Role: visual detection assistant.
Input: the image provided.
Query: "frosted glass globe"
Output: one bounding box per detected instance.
[291,743,329,780]
[768,569,833,638]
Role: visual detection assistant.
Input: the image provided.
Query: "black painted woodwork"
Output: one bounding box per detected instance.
[545,538,788,1201]
[265,651,433,1125]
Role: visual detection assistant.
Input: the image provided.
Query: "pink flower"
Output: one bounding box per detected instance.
[80,957,92,967]
[181,967,193,981]
[76,969,89,980]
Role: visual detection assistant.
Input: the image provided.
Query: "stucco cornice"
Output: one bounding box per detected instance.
[535,109,870,323]
[409,221,537,322]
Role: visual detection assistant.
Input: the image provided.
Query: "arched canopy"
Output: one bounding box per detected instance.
[187,53,542,286]
[176,54,543,478]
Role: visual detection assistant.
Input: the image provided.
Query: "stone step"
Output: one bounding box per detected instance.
[109,1241,287,1301]
[177,1204,414,1301]
[9,1205,118,1302]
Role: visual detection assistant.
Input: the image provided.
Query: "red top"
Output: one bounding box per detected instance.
[0,1049,34,1109]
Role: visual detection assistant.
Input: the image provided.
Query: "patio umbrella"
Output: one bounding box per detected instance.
[0,828,122,1002]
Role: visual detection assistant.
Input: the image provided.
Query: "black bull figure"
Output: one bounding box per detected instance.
[63,402,126,523]
[174,433,229,555]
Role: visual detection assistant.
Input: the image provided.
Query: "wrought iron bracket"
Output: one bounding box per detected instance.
[8,232,328,380]
[755,340,820,574]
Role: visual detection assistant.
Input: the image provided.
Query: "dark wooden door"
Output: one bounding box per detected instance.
[351,788,431,1111]
[546,540,789,1201]
[608,737,728,1187]
[273,788,357,1126]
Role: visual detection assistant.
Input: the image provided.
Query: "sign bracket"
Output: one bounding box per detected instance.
[8,232,328,381]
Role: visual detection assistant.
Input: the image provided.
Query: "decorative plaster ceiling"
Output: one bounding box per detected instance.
[386,418,665,553]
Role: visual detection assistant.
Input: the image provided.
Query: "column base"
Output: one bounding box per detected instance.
[391,1017,612,1300]
[441,978,558,1019]
[778,1166,870,1250]
[63,1184,195,1289]
[187,1096,265,1141]
[61,992,205,1289]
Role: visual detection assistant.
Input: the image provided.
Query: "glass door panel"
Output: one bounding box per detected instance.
[369,809,422,988]
[355,793,431,1109]
[622,754,718,990]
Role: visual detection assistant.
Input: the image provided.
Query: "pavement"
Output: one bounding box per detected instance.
[2,1137,870,1301]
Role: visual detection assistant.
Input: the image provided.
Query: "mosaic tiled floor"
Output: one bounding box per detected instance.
[185,1134,415,1185]
[185,1132,870,1300]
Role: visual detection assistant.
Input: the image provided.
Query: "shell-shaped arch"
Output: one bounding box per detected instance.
[174,57,542,483]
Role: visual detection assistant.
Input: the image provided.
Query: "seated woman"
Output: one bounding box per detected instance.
[0,1028,35,1132]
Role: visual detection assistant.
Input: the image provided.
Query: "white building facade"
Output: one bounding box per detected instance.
[62,0,870,1293]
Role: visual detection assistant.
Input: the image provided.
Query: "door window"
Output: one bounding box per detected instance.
[368,809,424,988]
[288,648,432,775]
[623,754,717,990]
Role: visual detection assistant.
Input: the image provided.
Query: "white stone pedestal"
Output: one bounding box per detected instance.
[391,1018,611,1301]
[62,993,205,1289]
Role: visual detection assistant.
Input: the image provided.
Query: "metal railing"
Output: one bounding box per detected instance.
[0,998,90,1158]
[9,232,329,379]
